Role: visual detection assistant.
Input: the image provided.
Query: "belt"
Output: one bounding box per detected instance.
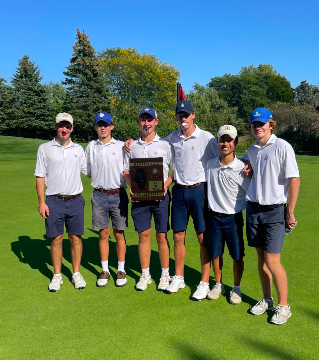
[177,182,201,189]
[247,201,283,212]
[95,188,120,194]
[56,194,81,201]
[210,210,232,218]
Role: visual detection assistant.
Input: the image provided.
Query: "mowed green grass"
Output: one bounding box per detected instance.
[0,136,318,360]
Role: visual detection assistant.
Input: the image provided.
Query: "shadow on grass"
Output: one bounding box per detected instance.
[239,336,303,360]
[11,230,202,290]
[172,341,220,360]
[299,306,319,322]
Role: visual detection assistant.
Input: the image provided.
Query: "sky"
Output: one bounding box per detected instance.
[0,0,318,93]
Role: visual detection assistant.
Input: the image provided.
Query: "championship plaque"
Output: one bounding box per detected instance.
[130,157,164,201]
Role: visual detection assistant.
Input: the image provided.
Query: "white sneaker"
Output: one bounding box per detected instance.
[96,271,110,287]
[72,273,86,290]
[192,281,210,300]
[116,271,127,287]
[165,275,185,294]
[207,283,225,300]
[250,298,275,315]
[229,286,242,305]
[48,274,63,292]
[270,305,292,325]
[158,274,171,291]
[136,274,152,291]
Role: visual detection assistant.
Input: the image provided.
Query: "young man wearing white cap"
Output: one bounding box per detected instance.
[35,113,87,291]
[85,112,128,288]
[206,125,251,304]
[123,107,173,291]
[164,100,220,299]
[244,107,300,325]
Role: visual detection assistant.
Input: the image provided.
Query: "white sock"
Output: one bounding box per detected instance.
[54,273,62,277]
[161,268,169,276]
[142,268,150,276]
[72,272,79,277]
[118,261,125,273]
[101,260,109,272]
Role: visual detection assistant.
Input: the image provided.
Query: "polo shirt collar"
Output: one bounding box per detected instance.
[254,134,277,149]
[218,155,237,168]
[96,137,116,146]
[137,133,160,145]
[52,137,75,148]
[178,124,200,139]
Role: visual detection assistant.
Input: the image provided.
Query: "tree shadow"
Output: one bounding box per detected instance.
[238,335,304,360]
[172,341,221,360]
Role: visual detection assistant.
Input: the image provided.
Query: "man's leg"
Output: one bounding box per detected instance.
[173,230,186,276]
[197,232,210,283]
[138,229,151,269]
[256,247,272,300]
[233,258,244,286]
[50,234,64,273]
[212,255,223,284]
[99,227,110,262]
[156,231,170,269]
[113,229,126,262]
[68,234,83,274]
[264,252,288,306]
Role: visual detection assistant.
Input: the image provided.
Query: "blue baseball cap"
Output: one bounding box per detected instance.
[138,107,157,118]
[250,108,273,124]
[175,100,194,114]
[94,112,113,125]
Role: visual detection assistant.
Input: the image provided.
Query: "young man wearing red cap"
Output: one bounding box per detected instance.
[123,107,173,291]
[86,112,128,288]
[244,107,300,325]
[35,113,87,292]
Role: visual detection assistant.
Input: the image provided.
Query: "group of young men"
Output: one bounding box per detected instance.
[35,101,300,325]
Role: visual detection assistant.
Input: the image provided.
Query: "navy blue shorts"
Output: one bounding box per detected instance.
[45,195,85,238]
[208,211,244,260]
[246,202,285,254]
[171,183,207,233]
[131,192,170,233]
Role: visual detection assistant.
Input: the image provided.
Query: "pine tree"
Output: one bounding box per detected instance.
[0,76,14,134]
[10,55,52,139]
[63,29,110,141]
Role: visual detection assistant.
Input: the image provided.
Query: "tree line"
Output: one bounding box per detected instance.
[1,29,319,153]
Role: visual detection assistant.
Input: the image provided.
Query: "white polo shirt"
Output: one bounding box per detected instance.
[123,134,172,182]
[165,125,219,185]
[34,138,86,196]
[207,156,251,214]
[85,138,126,190]
[244,134,300,205]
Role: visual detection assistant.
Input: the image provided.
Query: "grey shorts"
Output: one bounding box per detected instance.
[246,201,285,254]
[91,188,128,231]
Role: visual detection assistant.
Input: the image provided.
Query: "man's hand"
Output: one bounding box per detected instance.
[242,161,253,178]
[38,202,49,218]
[285,212,297,230]
[124,139,134,153]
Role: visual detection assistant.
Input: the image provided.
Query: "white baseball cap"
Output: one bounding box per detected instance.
[56,112,73,125]
[217,125,237,139]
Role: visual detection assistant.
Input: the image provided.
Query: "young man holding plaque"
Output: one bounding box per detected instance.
[85,112,129,288]
[123,107,173,291]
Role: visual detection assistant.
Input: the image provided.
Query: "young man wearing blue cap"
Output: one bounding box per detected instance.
[206,125,251,304]
[86,112,129,287]
[244,107,300,324]
[123,107,173,291]
[35,113,87,291]
[164,100,220,299]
